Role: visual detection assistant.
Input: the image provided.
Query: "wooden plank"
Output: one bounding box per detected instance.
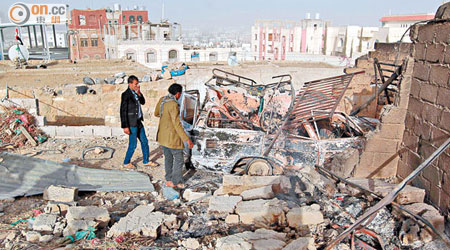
[19,126,37,146]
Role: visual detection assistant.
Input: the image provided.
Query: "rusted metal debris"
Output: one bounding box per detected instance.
[187,69,377,174]
[325,138,450,250]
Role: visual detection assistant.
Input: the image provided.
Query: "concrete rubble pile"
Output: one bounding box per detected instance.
[0,105,46,148]
[1,165,446,250]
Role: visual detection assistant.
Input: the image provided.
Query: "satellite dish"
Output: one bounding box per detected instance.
[8,45,29,61]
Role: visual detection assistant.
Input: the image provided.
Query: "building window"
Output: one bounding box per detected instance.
[254,45,257,52]
[209,52,218,61]
[137,16,143,23]
[254,34,257,40]
[146,50,157,63]
[168,49,178,62]
[79,15,86,26]
[91,38,98,47]
[129,16,135,23]
[126,52,135,60]
[80,38,88,47]
[191,52,200,62]
[268,34,273,41]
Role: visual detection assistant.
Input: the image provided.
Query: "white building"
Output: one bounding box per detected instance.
[325,26,379,58]
[251,14,328,61]
[378,13,434,42]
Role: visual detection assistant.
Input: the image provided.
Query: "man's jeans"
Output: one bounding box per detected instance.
[162,146,184,185]
[123,126,150,165]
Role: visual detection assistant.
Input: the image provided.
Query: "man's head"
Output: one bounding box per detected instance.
[168,83,183,100]
[128,75,139,91]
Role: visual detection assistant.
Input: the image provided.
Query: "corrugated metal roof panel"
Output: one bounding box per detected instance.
[0,152,154,200]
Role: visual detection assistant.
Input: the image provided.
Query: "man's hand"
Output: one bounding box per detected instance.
[136,85,141,96]
[123,128,131,135]
[187,139,194,149]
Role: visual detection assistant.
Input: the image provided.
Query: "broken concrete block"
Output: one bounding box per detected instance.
[225,214,239,224]
[215,229,286,250]
[33,214,57,232]
[66,206,110,226]
[182,238,200,249]
[222,175,288,195]
[401,203,445,234]
[208,196,242,214]
[240,185,274,201]
[235,198,286,226]
[286,205,324,228]
[39,235,53,243]
[25,231,41,242]
[164,214,178,229]
[253,239,286,250]
[347,178,425,204]
[43,185,78,202]
[283,237,316,250]
[215,235,252,250]
[45,201,77,215]
[107,205,172,238]
[63,219,96,236]
[213,187,225,196]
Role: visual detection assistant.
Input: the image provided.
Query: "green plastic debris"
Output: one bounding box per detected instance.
[65,226,96,242]
[37,136,47,142]
[12,110,23,115]
[11,217,34,226]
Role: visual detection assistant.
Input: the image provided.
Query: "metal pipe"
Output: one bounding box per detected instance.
[325,138,450,250]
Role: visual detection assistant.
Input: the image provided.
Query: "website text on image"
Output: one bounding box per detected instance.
[8,2,68,25]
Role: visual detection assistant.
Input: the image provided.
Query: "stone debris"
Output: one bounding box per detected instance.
[182,238,201,249]
[215,229,286,250]
[282,237,316,250]
[66,206,110,225]
[208,195,242,214]
[45,201,77,214]
[222,175,289,195]
[107,204,174,238]
[25,231,41,243]
[399,203,445,234]
[240,185,274,200]
[225,214,239,224]
[286,204,324,227]
[235,198,287,226]
[183,189,209,202]
[43,185,78,202]
[32,214,57,232]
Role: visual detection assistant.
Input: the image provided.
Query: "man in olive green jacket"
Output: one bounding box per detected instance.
[155,83,194,188]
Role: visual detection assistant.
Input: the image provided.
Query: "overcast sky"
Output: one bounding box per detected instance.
[0,0,444,29]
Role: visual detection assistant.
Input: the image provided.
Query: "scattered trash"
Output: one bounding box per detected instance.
[83,77,95,85]
[162,186,179,201]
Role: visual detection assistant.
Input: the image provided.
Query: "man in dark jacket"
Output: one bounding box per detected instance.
[120,75,153,169]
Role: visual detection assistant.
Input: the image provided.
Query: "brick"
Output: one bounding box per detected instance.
[40,126,57,137]
[405,113,415,128]
[435,23,450,43]
[381,108,407,124]
[407,97,423,117]
[410,78,422,98]
[438,153,450,173]
[412,62,430,81]
[358,152,374,167]
[222,175,288,195]
[429,185,441,207]
[422,166,442,188]
[55,126,75,137]
[430,65,450,87]
[412,175,431,191]
[444,45,450,64]
[418,142,437,160]
[93,126,112,137]
[421,103,441,125]
[402,131,419,152]
[442,172,450,195]
[440,110,450,131]
[413,120,431,140]
[413,43,426,60]
[425,44,445,63]
[379,124,405,140]
[396,159,414,179]
[43,185,78,202]
[370,152,399,178]
[431,126,449,149]
[208,196,242,214]
[286,205,324,227]
[365,138,399,153]
[72,126,94,137]
[436,87,450,108]
[407,151,423,170]
[417,23,435,43]
[419,83,439,103]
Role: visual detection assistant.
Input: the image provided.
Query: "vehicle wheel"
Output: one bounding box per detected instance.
[246,159,273,176]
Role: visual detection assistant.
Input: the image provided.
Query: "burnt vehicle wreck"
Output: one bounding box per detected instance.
[180,69,378,175]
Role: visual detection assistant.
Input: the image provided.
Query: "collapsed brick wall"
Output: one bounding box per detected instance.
[397,21,450,214]
[339,43,413,178]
